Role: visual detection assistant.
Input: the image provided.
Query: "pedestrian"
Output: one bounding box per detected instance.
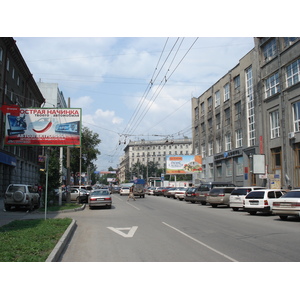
[127,185,136,201]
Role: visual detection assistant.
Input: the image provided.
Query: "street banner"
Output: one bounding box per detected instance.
[166,155,202,174]
[4,108,81,146]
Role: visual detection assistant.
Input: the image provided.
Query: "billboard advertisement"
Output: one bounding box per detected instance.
[4,108,81,146]
[166,155,202,174]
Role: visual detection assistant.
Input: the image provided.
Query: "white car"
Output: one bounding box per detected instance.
[120,187,130,196]
[273,189,300,220]
[244,189,286,215]
[175,188,188,201]
[229,187,264,211]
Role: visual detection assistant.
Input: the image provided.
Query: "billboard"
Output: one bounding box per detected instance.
[4,108,81,146]
[166,155,202,174]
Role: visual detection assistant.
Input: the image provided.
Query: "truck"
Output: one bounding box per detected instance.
[132,179,146,198]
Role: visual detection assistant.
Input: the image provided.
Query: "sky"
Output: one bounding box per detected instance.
[14,37,254,171]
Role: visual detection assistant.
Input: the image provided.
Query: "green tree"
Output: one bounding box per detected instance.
[69,126,101,184]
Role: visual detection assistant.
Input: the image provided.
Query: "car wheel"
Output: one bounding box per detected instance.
[249,211,257,215]
[200,201,206,205]
[279,215,288,220]
[190,201,195,203]
[211,204,218,208]
[232,207,239,211]
[34,199,41,209]
[28,201,34,211]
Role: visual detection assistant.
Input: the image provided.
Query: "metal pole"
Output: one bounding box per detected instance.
[44,148,49,220]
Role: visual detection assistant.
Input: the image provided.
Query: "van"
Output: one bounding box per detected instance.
[206,187,237,207]
[194,182,236,205]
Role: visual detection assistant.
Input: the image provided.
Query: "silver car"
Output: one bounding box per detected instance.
[88,189,112,209]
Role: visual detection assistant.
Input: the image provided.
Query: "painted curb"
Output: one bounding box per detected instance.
[46,219,77,262]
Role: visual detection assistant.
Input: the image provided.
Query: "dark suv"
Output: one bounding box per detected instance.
[195,182,236,205]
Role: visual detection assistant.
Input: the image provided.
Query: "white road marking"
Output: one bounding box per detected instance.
[107,226,138,238]
[126,202,140,210]
[162,222,238,262]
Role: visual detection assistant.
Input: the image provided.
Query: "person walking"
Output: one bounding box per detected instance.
[127,185,136,201]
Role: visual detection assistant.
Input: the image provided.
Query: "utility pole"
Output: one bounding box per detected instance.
[66,97,71,202]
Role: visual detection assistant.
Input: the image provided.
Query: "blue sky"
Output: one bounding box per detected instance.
[14,37,254,171]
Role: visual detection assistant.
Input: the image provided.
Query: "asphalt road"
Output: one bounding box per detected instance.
[57,193,300,262]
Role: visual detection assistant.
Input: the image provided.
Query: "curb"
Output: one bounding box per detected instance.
[46,218,77,262]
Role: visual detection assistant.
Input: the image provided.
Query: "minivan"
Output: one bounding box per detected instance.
[206,187,236,207]
[194,182,236,205]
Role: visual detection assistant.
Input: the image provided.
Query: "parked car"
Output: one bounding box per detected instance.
[154,187,169,196]
[146,187,157,195]
[88,189,112,209]
[4,184,40,211]
[272,189,300,220]
[229,186,264,211]
[244,189,286,215]
[165,187,177,198]
[195,182,236,205]
[167,187,187,199]
[70,188,89,203]
[206,187,236,207]
[120,186,130,196]
[175,188,188,201]
[184,187,197,203]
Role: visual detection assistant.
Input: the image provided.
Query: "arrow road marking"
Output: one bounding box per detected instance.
[107,226,138,238]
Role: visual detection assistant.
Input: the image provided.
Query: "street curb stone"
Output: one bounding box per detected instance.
[46,218,77,262]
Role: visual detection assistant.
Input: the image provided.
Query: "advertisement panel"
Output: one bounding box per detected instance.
[166,155,202,174]
[4,108,81,146]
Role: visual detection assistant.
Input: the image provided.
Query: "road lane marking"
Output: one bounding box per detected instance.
[126,202,140,210]
[107,226,138,238]
[162,222,238,262]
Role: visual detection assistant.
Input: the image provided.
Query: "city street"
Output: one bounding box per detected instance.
[57,193,300,262]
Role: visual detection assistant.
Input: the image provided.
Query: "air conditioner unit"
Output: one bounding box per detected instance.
[288,132,295,139]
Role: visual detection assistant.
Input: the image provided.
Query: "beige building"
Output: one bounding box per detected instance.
[119,138,192,183]
[192,37,300,188]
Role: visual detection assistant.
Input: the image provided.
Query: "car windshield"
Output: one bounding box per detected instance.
[91,190,110,196]
[231,188,251,196]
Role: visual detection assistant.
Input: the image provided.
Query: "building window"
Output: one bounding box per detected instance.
[236,156,244,176]
[208,163,214,178]
[236,129,243,148]
[6,58,10,71]
[224,108,230,126]
[216,165,222,178]
[0,47,3,62]
[284,37,298,48]
[224,83,230,101]
[207,96,212,111]
[265,72,280,98]
[235,101,241,121]
[216,113,221,129]
[271,147,282,181]
[215,90,220,107]
[201,164,206,179]
[194,106,199,121]
[225,133,231,151]
[263,38,277,61]
[270,110,280,138]
[225,160,232,176]
[234,75,240,89]
[293,101,300,132]
[201,144,206,158]
[246,66,256,147]
[201,102,205,115]
[286,59,300,87]
[208,141,213,156]
[216,138,221,153]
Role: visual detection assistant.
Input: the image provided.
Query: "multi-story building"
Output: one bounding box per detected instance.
[192,37,300,188]
[0,38,45,194]
[36,81,67,108]
[119,138,192,183]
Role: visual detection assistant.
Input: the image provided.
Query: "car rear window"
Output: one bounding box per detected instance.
[92,190,110,196]
[282,190,300,198]
[246,191,265,199]
[231,188,252,196]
